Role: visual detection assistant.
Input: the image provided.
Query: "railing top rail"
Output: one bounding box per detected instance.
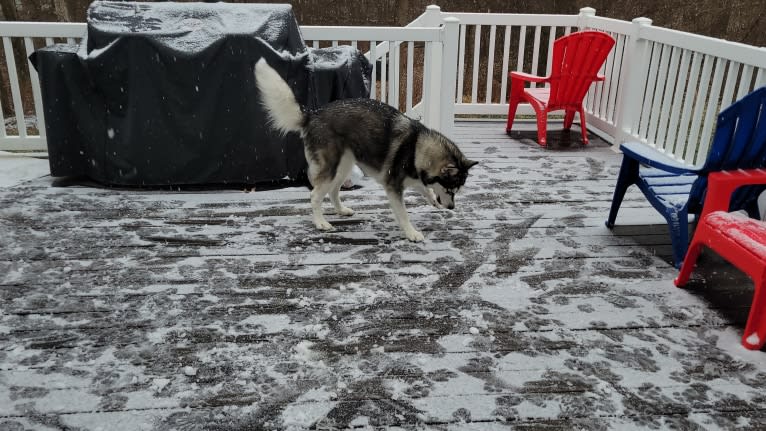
[0,21,445,43]
[301,25,443,42]
[438,12,579,26]
[0,21,85,37]
[584,16,634,34]
[637,24,766,68]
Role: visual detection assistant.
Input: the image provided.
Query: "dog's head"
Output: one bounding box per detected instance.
[428,158,478,209]
[417,131,479,209]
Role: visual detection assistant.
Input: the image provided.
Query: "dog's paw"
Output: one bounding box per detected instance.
[337,206,354,216]
[404,229,425,242]
[314,219,334,230]
[426,189,442,208]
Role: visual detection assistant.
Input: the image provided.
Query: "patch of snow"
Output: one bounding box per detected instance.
[0,151,50,188]
[151,377,170,393]
[183,366,197,376]
[746,332,761,346]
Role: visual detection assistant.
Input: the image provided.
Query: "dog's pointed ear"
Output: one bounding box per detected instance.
[440,164,460,176]
[464,159,479,170]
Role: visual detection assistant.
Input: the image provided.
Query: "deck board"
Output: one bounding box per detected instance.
[1,122,764,430]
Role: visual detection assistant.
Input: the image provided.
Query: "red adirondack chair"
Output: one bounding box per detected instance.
[505,31,615,147]
[675,169,766,350]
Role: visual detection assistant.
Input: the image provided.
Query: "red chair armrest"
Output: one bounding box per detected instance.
[509,71,548,83]
[595,74,606,82]
[700,169,766,219]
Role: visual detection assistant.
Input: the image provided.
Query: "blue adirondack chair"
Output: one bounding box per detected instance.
[606,86,766,268]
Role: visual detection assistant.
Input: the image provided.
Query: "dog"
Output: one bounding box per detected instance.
[254,58,477,241]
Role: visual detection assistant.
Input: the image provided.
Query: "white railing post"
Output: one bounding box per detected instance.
[439,17,460,138]
[613,17,653,147]
[421,5,443,129]
[577,7,596,30]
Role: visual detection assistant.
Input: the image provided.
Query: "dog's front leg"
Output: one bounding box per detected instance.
[386,189,424,242]
[413,183,441,208]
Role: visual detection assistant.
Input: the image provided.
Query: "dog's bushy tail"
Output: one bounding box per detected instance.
[254,58,304,135]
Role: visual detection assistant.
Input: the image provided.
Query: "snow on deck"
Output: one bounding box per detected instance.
[1,121,765,429]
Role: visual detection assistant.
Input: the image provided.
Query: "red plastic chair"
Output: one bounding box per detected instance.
[505,31,615,147]
[675,169,766,350]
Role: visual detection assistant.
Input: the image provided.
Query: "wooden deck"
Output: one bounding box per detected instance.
[1,121,765,430]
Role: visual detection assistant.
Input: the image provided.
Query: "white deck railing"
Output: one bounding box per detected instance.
[438,7,766,166]
[0,5,765,168]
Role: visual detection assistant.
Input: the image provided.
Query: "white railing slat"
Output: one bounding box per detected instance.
[545,26,555,79]
[696,57,727,165]
[485,25,496,104]
[737,64,754,100]
[665,48,691,156]
[3,36,27,139]
[500,26,511,104]
[517,25,526,72]
[369,40,377,100]
[471,24,481,103]
[457,24,466,103]
[655,46,682,153]
[406,41,413,113]
[530,26,541,87]
[684,53,714,163]
[647,44,672,148]
[675,51,702,161]
[637,42,661,140]
[24,36,45,140]
[605,33,624,123]
[719,60,740,110]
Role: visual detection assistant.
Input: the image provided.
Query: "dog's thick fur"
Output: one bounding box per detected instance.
[255,58,477,241]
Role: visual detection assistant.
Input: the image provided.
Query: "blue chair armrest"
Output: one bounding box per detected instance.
[619,142,701,175]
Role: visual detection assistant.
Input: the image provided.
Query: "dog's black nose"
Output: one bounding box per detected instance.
[447,203,455,210]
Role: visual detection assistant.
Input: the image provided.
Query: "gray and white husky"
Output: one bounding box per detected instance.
[254,58,477,241]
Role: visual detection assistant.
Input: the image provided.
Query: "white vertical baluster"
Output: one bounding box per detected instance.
[665,48,691,156]
[685,54,714,163]
[3,37,27,139]
[485,25,496,104]
[471,25,481,103]
[719,61,740,109]
[646,44,672,147]
[370,40,377,100]
[530,26,541,87]
[500,26,511,104]
[545,26,555,80]
[696,58,726,165]
[675,51,702,162]
[517,25,526,72]
[406,41,414,113]
[388,41,398,109]
[638,42,661,141]
[457,25,466,104]
[24,37,45,139]
[605,33,624,124]
[381,43,387,104]
[737,64,754,99]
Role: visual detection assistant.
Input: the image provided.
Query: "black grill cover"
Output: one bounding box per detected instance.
[31,1,371,187]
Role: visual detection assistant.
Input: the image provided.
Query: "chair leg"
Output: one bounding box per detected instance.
[536,111,548,147]
[505,79,523,133]
[563,109,576,130]
[674,237,705,287]
[605,157,639,229]
[578,106,589,145]
[742,276,766,350]
[667,207,690,269]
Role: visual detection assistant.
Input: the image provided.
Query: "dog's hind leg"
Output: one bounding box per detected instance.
[310,181,334,230]
[328,152,355,216]
[306,156,335,230]
[385,188,424,242]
